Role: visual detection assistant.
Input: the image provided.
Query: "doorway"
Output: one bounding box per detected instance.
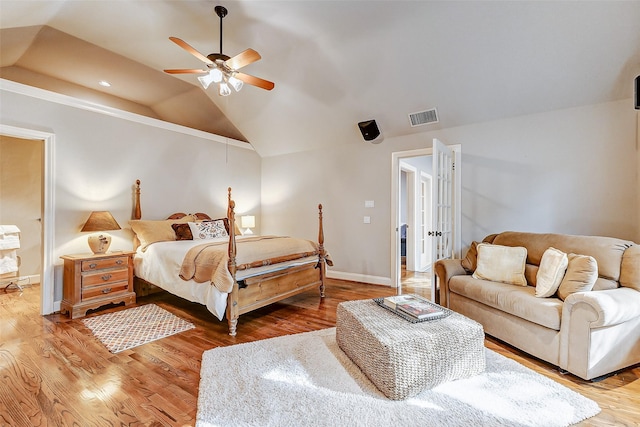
[399,158,432,296]
[391,141,461,300]
[0,124,55,315]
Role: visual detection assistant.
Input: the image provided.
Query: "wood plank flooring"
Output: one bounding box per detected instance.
[1,280,639,426]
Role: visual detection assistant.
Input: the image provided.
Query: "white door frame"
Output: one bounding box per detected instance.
[0,124,56,315]
[399,162,417,271]
[419,172,433,272]
[391,144,461,289]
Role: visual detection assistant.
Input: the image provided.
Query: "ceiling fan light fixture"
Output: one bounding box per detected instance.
[219,82,232,96]
[198,68,224,89]
[229,75,243,92]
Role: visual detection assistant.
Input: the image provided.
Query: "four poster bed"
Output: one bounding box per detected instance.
[129,180,331,336]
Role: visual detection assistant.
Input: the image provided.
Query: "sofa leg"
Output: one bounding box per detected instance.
[558,368,613,382]
[589,373,614,383]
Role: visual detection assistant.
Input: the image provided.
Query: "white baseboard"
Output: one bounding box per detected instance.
[326,270,393,287]
[1,274,40,285]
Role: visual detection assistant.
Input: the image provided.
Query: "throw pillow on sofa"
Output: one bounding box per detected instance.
[472,243,527,286]
[557,253,598,300]
[461,241,479,273]
[535,247,568,298]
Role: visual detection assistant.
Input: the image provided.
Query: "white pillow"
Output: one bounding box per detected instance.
[472,243,527,286]
[188,220,229,240]
[535,247,568,298]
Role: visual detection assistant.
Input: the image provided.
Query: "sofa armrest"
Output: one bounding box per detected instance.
[434,259,469,308]
[560,287,640,379]
[563,287,640,328]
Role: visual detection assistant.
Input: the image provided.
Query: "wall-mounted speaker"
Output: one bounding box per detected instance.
[358,120,381,142]
[635,75,639,110]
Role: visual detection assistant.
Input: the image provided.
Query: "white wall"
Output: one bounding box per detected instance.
[1,88,261,301]
[261,99,638,284]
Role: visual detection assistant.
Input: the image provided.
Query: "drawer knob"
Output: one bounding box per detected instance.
[89,263,97,269]
[101,274,112,281]
[116,259,123,265]
[101,288,112,294]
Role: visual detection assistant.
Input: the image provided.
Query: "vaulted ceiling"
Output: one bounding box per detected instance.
[1,1,639,158]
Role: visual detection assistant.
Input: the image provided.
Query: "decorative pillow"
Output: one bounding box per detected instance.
[535,247,568,298]
[129,216,194,250]
[472,243,527,286]
[188,219,229,240]
[557,253,598,301]
[172,223,193,240]
[461,241,479,273]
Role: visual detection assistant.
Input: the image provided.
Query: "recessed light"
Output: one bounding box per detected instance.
[98,80,111,87]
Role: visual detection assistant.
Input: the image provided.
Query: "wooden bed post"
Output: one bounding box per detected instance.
[318,204,326,297]
[226,187,239,336]
[134,179,142,220]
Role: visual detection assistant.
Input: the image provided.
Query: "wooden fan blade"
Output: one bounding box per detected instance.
[169,37,213,65]
[235,72,275,91]
[164,69,208,74]
[225,48,261,70]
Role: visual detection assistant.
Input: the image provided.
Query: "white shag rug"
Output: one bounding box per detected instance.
[196,328,600,427]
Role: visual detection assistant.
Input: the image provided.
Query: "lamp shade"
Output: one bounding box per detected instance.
[241,215,255,235]
[81,211,121,254]
[241,215,255,229]
[81,211,121,232]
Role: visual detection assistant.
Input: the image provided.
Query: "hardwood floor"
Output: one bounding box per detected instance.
[1,281,639,426]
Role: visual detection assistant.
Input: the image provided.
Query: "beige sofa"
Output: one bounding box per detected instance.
[435,231,640,380]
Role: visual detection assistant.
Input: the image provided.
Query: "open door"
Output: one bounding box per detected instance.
[391,142,460,293]
[429,139,454,301]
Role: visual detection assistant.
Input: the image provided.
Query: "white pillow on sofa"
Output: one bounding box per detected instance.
[535,247,568,298]
[472,243,527,286]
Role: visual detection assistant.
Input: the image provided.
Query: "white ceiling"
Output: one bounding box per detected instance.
[1,1,639,157]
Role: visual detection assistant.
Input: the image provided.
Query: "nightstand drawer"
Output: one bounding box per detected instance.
[82,268,129,287]
[82,256,129,271]
[82,281,129,300]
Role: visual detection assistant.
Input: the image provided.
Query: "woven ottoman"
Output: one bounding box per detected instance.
[336,299,485,400]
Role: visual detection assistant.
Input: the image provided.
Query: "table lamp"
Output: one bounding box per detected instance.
[81,211,121,254]
[241,215,255,235]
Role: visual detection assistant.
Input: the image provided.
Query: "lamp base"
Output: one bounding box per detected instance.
[243,228,254,235]
[87,233,112,254]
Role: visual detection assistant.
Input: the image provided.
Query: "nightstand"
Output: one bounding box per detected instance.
[60,251,136,319]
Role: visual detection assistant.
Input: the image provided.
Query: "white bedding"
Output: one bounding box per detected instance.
[133,236,318,320]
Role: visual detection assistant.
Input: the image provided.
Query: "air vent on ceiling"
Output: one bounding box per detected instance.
[408,108,438,127]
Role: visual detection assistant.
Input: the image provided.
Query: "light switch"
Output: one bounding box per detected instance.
[365,200,375,208]
[363,216,371,224]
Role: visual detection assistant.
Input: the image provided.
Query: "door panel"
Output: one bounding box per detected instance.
[430,139,454,301]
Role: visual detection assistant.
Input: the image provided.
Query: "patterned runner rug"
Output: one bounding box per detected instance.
[82,304,195,353]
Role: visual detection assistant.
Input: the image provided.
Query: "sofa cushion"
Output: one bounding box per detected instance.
[491,231,633,282]
[557,253,598,301]
[620,245,640,292]
[525,264,539,286]
[449,276,562,330]
[472,243,527,286]
[535,247,568,298]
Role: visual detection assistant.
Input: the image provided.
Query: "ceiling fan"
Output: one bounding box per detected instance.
[164,5,274,96]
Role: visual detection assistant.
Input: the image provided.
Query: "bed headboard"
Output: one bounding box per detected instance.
[131,179,228,251]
